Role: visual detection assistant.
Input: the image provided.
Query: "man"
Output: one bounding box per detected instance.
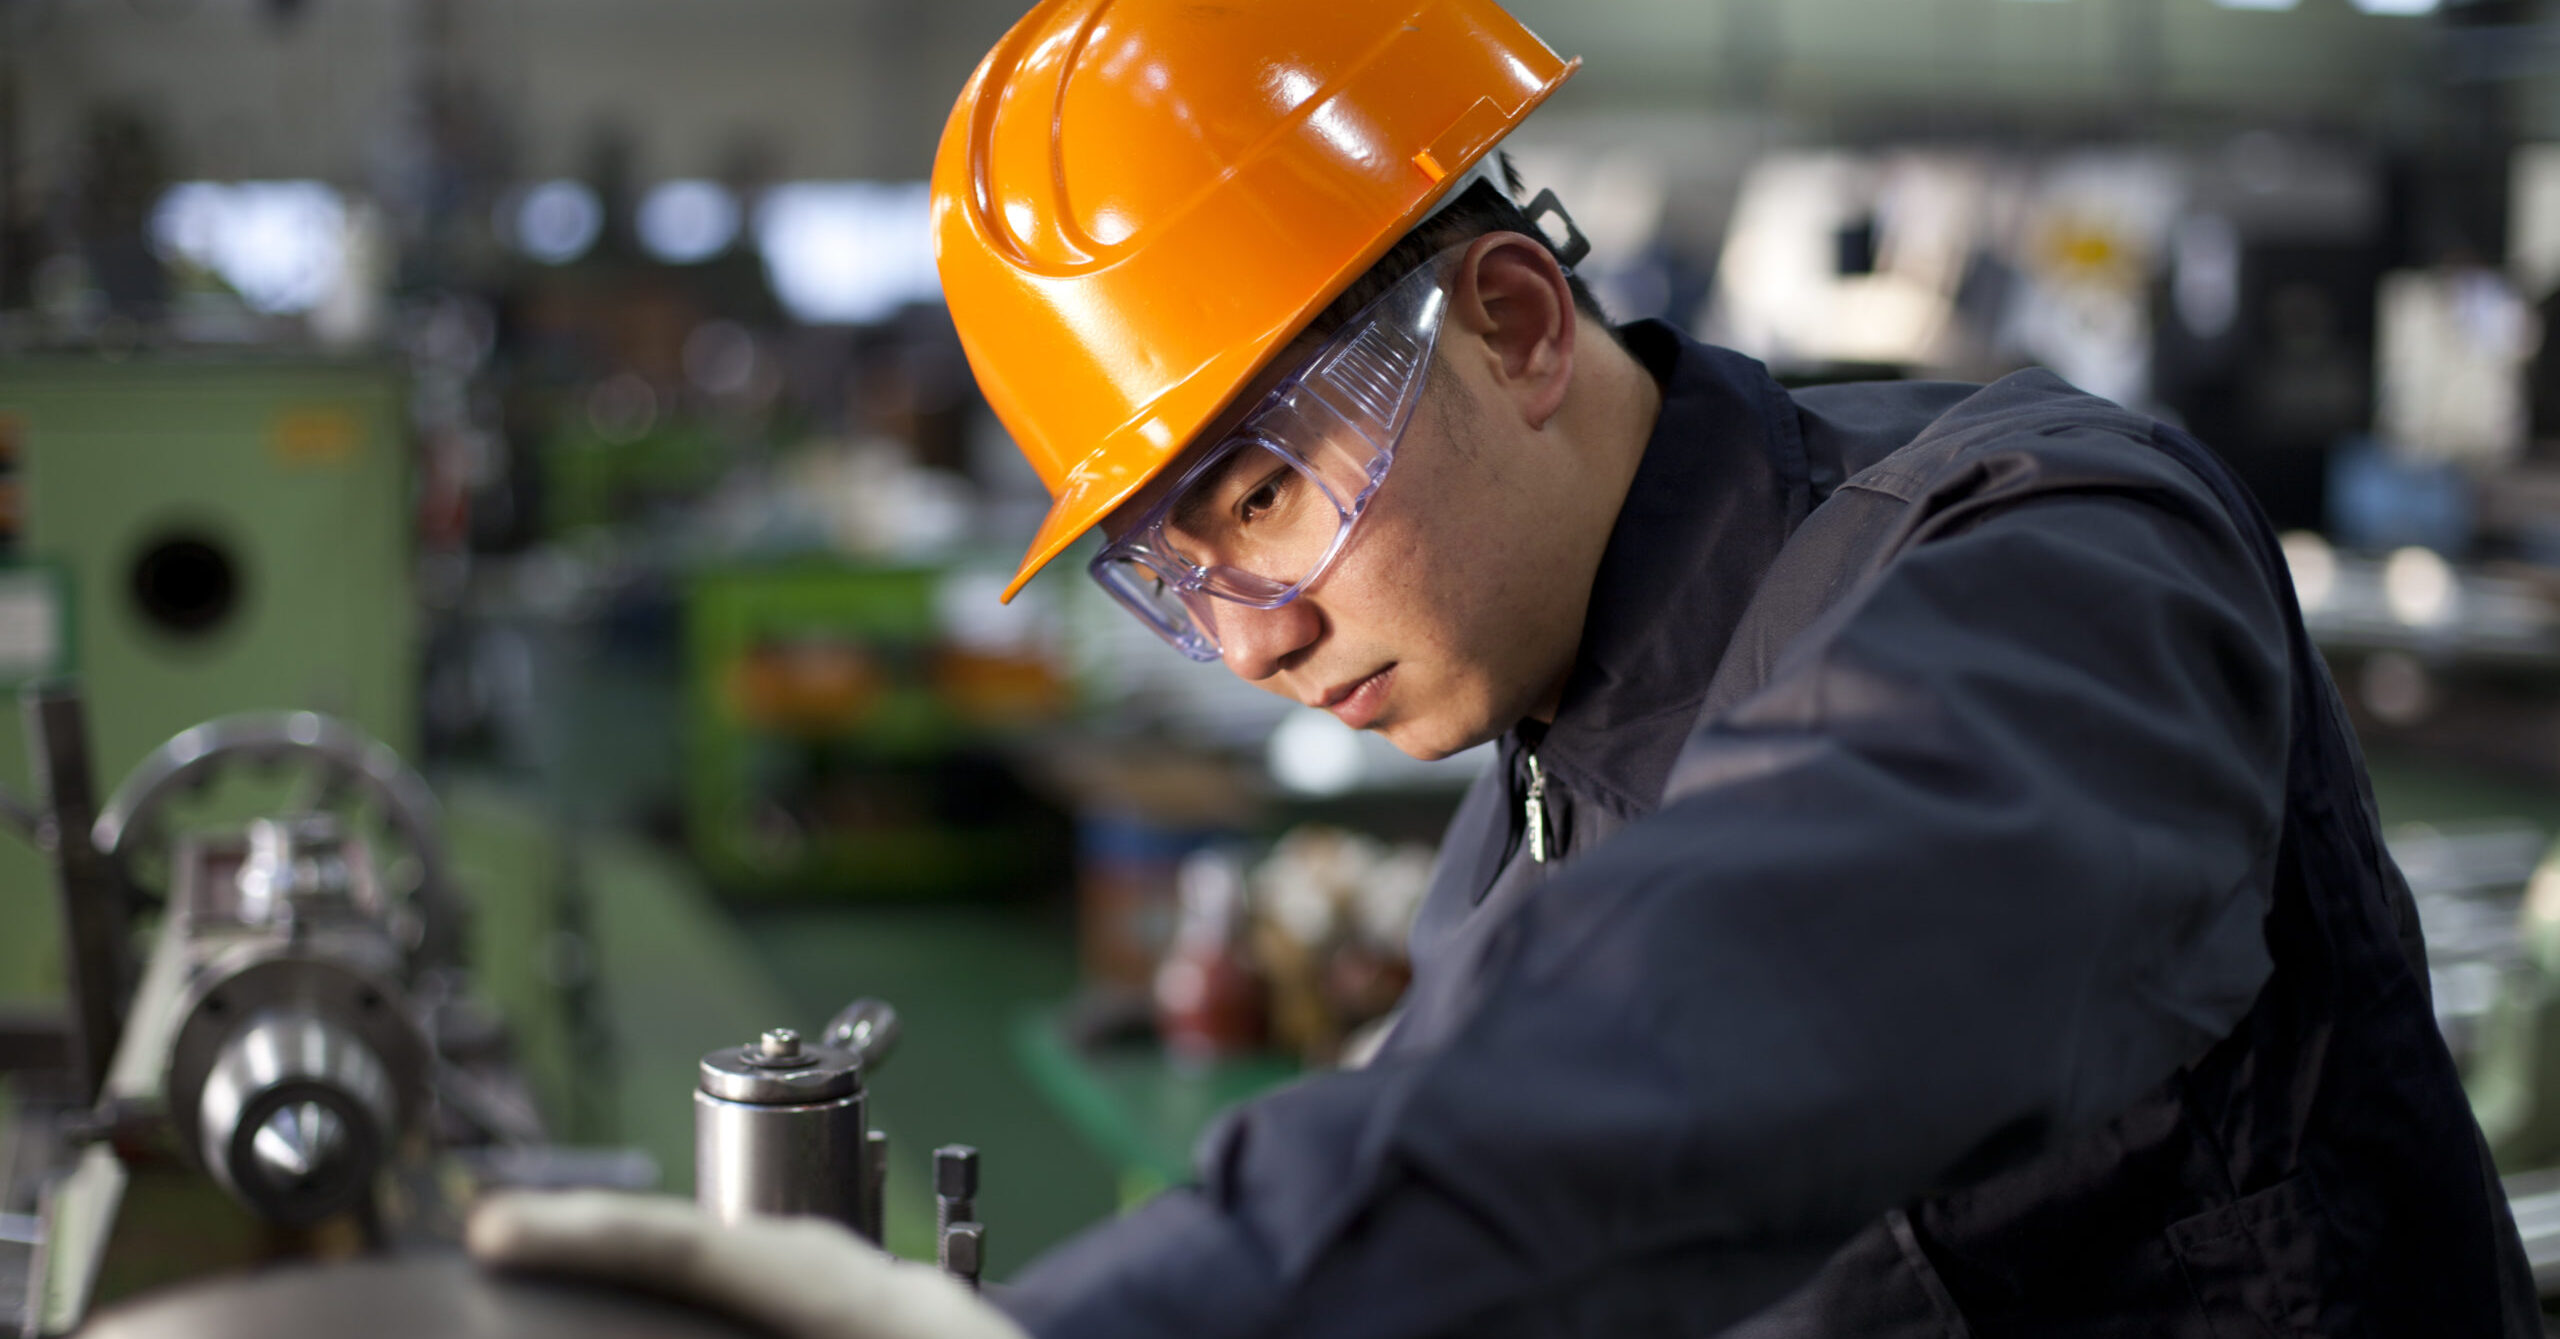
[472,1,2539,1334]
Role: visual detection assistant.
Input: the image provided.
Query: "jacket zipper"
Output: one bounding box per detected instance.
[1523,749,1549,864]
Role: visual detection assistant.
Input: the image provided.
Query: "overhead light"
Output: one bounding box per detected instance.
[2382,546,2459,628]
[637,180,741,264]
[511,180,603,265]
[2172,214,2241,341]
[2278,531,2336,613]
[755,182,941,324]
[150,181,348,314]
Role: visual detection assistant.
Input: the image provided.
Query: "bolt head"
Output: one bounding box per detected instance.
[758,1028,802,1059]
[934,1144,980,1197]
[943,1222,984,1275]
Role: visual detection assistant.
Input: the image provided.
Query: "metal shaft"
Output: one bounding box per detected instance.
[24,683,130,1102]
[863,1129,888,1244]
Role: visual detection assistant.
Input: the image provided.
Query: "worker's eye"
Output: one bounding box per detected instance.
[1234,466,1296,526]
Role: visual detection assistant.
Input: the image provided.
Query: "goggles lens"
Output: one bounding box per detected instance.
[1091,553,1221,661]
[1090,243,1463,662]
[1159,438,1352,588]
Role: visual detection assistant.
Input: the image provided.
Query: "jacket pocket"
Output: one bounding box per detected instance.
[1719,1210,1974,1339]
[2165,1173,2326,1338]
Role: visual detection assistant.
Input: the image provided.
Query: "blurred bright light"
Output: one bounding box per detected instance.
[2172,214,2241,341]
[514,180,603,265]
[2278,530,2335,613]
[150,181,347,314]
[756,182,940,325]
[637,180,741,264]
[1269,710,1366,797]
[2351,0,2436,12]
[2382,546,2459,627]
[682,319,759,397]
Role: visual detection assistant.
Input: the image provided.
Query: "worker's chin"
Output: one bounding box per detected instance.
[1374,710,1492,763]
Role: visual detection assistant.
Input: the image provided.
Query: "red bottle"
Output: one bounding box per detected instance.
[1155,850,1267,1064]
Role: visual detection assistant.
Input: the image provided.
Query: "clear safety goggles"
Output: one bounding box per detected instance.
[1090,244,1466,662]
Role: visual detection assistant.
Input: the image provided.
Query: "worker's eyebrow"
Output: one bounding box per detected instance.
[1166,445,1272,534]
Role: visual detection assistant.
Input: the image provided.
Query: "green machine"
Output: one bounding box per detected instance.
[684,560,1073,901]
[0,358,413,1003]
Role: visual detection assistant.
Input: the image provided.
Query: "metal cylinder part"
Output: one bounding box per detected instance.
[236,814,373,927]
[195,1008,397,1224]
[693,1033,869,1234]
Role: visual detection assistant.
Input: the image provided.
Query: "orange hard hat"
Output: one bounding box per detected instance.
[930,0,1579,602]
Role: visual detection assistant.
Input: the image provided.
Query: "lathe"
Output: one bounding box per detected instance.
[0,683,982,1335]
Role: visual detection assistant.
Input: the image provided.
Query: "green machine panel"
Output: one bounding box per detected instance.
[684,560,1073,900]
[0,359,413,1002]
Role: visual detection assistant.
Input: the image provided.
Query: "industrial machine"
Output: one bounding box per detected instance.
[0,686,569,1333]
[0,358,415,1064]
[2,681,988,1334]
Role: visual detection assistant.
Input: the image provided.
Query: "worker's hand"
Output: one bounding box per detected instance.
[466,1191,1027,1339]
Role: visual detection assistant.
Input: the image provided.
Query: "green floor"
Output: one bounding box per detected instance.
[2365,744,2560,834]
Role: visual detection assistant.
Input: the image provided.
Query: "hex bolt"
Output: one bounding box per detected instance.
[941,1221,985,1291]
[934,1143,980,1278]
[934,1144,979,1237]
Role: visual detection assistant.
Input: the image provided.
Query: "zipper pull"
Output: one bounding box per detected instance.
[1523,750,1549,865]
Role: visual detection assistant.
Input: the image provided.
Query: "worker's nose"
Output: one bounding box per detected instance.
[1216,599,1322,683]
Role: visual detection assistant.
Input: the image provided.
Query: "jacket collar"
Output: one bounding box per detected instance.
[1526,320,1811,818]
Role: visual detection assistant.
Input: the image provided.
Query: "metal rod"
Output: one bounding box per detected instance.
[934,1144,979,1281]
[862,1128,888,1245]
[0,1004,69,1073]
[23,683,131,1103]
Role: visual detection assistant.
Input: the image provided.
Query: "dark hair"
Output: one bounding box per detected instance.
[1302,153,1612,344]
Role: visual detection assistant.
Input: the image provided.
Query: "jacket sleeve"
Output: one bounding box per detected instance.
[1001,481,2293,1339]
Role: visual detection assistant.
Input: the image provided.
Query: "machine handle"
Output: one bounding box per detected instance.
[822,998,900,1072]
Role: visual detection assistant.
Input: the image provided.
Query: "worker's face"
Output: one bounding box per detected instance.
[1102,238,1597,761]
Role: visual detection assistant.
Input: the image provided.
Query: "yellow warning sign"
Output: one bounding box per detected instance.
[270,407,362,465]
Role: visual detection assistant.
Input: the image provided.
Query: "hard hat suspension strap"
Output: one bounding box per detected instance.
[1520,188,1592,270]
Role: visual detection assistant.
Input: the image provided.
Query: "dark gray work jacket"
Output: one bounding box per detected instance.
[1003,321,2538,1337]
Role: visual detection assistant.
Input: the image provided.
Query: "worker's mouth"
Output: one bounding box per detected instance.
[1324,665,1395,730]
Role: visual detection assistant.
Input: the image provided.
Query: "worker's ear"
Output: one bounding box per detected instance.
[1447,232,1577,432]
